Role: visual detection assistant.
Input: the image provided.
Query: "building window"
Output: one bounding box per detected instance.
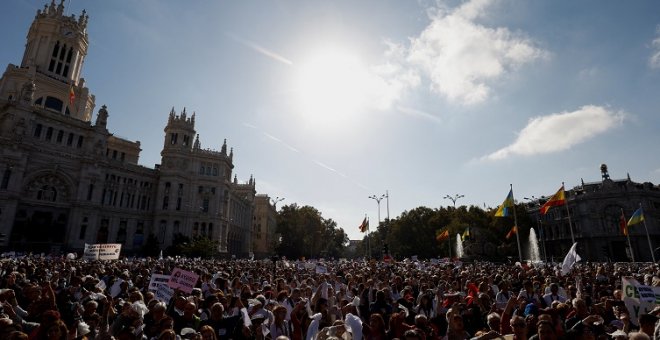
[213,167,218,176]
[208,223,213,236]
[174,220,180,234]
[79,220,87,240]
[45,127,53,141]
[37,185,57,201]
[87,183,94,201]
[45,96,64,112]
[0,167,11,189]
[77,136,83,148]
[176,197,181,211]
[199,164,205,174]
[202,198,209,213]
[117,221,127,244]
[56,130,64,143]
[162,196,169,210]
[165,182,171,194]
[198,186,203,193]
[34,124,42,138]
[170,133,178,145]
[112,150,117,159]
[67,133,74,146]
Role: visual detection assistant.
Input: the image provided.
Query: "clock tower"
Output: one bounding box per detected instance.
[0,0,95,121]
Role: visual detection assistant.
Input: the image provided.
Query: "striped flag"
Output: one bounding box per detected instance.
[627,207,645,226]
[505,226,518,239]
[619,210,628,236]
[494,189,514,217]
[436,229,450,242]
[540,185,566,214]
[358,217,369,233]
[69,86,75,105]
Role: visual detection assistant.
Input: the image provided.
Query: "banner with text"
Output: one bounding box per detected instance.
[622,277,660,326]
[83,243,122,260]
[167,268,198,294]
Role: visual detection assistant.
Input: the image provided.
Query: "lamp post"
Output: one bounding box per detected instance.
[368,194,386,228]
[368,194,386,258]
[270,196,285,209]
[524,196,547,263]
[443,194,464,208]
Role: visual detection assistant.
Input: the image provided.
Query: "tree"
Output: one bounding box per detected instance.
[276,204,348,259]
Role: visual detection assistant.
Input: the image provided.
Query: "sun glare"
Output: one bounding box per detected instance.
[294,48,371,128]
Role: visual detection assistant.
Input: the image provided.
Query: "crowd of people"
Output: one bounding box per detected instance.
[0,255,658,340]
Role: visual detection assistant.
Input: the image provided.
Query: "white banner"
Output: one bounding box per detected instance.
[148,274,171,291]
[621,277,660,326]
[83,243,122,260]
[168,268,199,294]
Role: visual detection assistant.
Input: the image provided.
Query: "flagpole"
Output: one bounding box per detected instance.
[563,182,576,244]
[367,216,371,259]
[448,231,452,259]
[640,204,656,263]
[622,208,635,262]
[511,184,522,263]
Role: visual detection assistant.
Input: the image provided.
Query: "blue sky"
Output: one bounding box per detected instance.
[2,0,660,240]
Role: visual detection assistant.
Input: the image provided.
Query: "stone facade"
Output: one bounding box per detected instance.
[0,1,273,257]
[252,195,278,259]
[526,164,660,262]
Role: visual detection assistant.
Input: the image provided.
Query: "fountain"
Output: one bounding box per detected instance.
[456,234,464,258]
[528,228,541,262]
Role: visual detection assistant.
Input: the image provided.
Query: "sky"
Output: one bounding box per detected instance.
[2,0,660,240]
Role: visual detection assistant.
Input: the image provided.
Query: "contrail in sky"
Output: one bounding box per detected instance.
[225,32,293,66]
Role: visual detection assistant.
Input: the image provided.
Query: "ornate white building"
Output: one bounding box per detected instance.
[0,1,274,256]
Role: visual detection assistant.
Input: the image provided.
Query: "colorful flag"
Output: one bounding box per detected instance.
[436,229,450,242]
[358,217,369,233]
[495,189,514,217]
[505,226,517,239]
[539,186,566,215]
[619,210,628,236]
[462,228,470,241]
[627,206,645,226]
[69,86,75,105]
[561,242,581,275]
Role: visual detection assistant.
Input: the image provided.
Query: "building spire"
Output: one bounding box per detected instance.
[221,139,227,155]
[193,134,201,149]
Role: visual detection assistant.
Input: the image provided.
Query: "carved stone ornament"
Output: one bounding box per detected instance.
[25,173,70,202]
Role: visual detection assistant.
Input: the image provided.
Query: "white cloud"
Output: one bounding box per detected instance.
[650,26,660,69]
[484,105,625,160]
[400,0,547,105]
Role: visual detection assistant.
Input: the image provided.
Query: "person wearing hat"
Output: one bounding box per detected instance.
[249,295,274,327]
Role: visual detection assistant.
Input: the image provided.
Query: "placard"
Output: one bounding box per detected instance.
[167,268,199,294]
[83,243,122,260]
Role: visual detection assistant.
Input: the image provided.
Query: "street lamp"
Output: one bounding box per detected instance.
[443,194,464,208]
[270,196,285,209]
[368,194,386,227]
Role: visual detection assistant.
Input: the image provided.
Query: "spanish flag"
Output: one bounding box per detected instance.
[436,229,450,242]
[619,210,628,236]
[627,206,645,226]
[539,185,565,215]
[358,217,369,233]
[69,86,75,105]
[494,189,514,217]
[505,226,518,239]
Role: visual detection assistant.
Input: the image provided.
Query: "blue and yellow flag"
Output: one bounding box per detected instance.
[495,189,514,217]
[627,206,645,226]
[462,228,470,241]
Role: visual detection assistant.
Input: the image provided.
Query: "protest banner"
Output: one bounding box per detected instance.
[154,284,174,302]
[83,243,122,260]
[167,268,198,294]
[148,274,171,291]
[622,277,660,326]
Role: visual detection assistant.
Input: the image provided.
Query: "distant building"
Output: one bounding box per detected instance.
[252,195,278,259]
[0,1,268,256]
[526,164,660,262]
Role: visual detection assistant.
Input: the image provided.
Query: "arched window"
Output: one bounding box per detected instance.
[37,185,57,201]
[44,96,63,112]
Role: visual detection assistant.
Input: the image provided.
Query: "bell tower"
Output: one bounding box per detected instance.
[0,0,95,121]
[22,0,89,83]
